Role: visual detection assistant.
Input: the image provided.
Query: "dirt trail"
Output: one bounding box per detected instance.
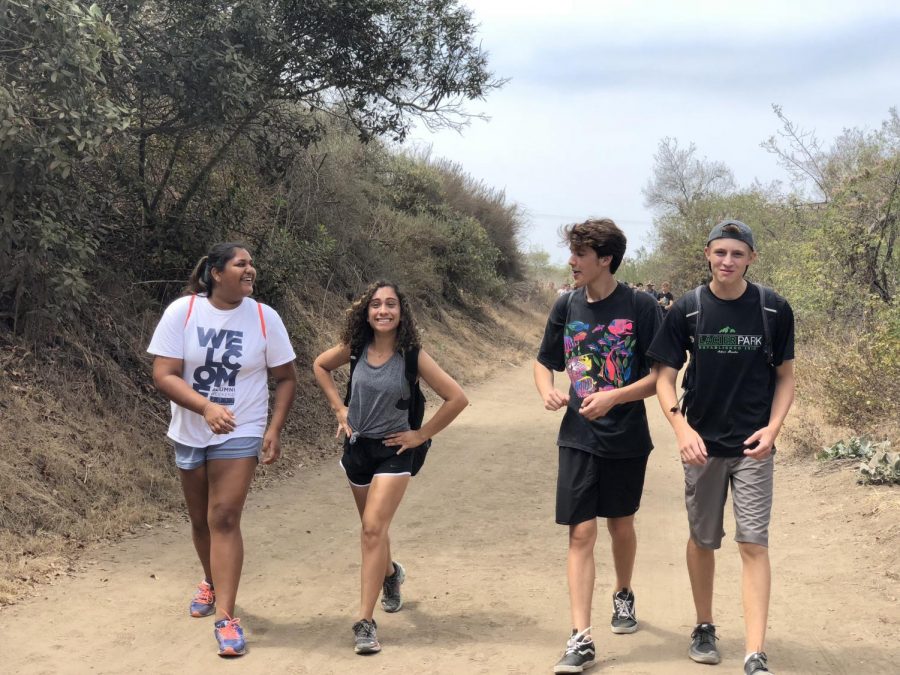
[3,363,897,674]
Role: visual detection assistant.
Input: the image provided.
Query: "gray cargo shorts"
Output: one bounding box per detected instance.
[683,455,774,549]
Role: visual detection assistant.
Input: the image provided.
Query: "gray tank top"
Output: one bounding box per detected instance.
[347,346,410,440]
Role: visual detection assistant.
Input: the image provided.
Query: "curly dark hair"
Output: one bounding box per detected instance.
[339,280,422,355]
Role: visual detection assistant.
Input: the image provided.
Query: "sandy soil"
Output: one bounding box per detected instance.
[2,363,898,674]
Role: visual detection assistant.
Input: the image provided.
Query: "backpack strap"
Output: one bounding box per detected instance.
[343,344,362,407]
[564,288,575,324]
[677,285,705,411]
[752,282,776,367]
[403,347,420,388]
[257,301,267,339]
[183,293,267,340]
[183,293,197,327]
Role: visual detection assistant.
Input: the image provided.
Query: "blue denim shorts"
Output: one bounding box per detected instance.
[173,436,262,470]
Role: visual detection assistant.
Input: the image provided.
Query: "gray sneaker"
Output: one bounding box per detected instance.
[610,588,638,634]
[352,619,381,654]
[745,651,772,674]
[381,561,406,613]
[689,623,721,664]
[553,627,596,673]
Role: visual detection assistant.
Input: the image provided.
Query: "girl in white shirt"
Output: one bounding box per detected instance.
[148,242,297,657]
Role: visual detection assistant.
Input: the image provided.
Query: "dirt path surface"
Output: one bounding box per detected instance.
[3,363,898,674]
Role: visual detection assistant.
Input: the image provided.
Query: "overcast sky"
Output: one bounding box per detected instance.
[406,0,900,263]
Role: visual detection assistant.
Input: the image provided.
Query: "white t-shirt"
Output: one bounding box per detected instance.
[147,295,296,447]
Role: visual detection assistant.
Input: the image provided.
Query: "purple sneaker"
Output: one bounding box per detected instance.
[189,580,216,617]
[214,615,246,657]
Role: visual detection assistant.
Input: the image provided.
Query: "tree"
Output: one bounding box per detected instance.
[1,0,503,331]
[0,0,132,331]
[642,137,735,217]
[111,0,501,230]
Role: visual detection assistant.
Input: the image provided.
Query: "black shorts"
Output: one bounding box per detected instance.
[556,447,649,525]
[340,437,428,487]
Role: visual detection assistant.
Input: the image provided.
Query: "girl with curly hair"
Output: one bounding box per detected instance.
[313,280,468,655]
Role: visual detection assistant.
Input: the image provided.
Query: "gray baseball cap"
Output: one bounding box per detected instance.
[706,219,755,250]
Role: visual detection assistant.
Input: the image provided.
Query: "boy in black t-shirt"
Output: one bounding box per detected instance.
[648,220,795,675]
[535,218,662,674]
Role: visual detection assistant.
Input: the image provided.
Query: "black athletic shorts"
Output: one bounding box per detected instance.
[556,447,649,525]
[340,436,428,487]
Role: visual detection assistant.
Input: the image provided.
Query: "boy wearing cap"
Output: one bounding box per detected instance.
[648,220,795,675]
[535,218,663,674]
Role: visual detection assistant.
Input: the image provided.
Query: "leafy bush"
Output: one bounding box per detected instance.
[859,448,900,485]
[817,437,899,485]
[816,436,884,461]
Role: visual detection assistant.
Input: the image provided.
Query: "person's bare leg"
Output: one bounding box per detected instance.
[607,515,636,592]
[568,519,598,632]
[357,475,410,620]
[738,542,770,655]
[179,465,212,582]
[350,483,396,578]
[686,537,715,624]
[205,457,257,620]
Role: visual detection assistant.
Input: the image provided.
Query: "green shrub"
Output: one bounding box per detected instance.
[858,448,900,485]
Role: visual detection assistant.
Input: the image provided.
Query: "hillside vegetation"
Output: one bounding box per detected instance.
[0,0,534,603]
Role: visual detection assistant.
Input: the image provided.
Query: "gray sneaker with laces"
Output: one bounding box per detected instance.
[352,618,381,654]
[381,561,406,613]
[689,623,721,664]
[553,627,596,673]
[610,588,638,634]
[745,651,772,674]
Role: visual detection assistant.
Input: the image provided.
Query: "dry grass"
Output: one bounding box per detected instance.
[778,349,899,582]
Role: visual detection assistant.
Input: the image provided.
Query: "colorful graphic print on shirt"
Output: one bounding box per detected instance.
[192,326,244,404]
[563,318,635,398]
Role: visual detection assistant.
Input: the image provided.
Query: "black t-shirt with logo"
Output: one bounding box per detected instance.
[647,283,795,457]
[537,283,663,458]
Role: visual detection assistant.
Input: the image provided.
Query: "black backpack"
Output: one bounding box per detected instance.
[679,283,778,413]
[343,346,432,467]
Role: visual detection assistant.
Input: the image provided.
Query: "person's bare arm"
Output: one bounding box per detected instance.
[743,359,795,460]
[384,350,468,454]
[312,343,353,438]
[655,364,707,465]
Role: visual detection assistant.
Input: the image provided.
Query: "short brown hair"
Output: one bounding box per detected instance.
[561,218,627,273]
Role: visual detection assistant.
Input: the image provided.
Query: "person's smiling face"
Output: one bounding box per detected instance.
[367,286,401,334]
[211,248,255,301]
[705,238,756,287]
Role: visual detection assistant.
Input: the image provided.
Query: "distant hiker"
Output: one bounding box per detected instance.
[312,280,468,655]
[534,218,663,674]
[657,282,675,313]
[644,282,659,300]
[147,242,297,657]
[648,220,795,675]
